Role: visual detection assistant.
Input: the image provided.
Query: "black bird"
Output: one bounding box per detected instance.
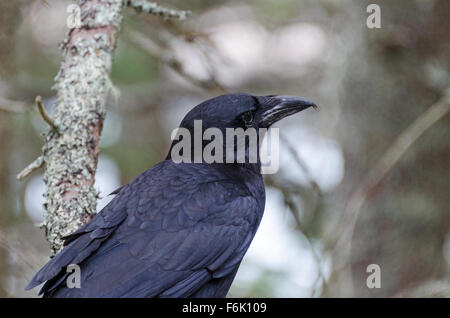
[26,93,316,297]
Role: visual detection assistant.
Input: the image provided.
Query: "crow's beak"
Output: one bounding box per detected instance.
[257,95,318,128]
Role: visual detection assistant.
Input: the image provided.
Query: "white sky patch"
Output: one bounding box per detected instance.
[24,174,45,223]
[100,111,123,148]
[270,23,326,67]
[95,155,121,211]
[170,9,328,85]
[28,0,72,52]
[210,21,267,69]
[275,126,345,192]
[172,20,270,86]
[235,187,329,297]
[170,40,212,82]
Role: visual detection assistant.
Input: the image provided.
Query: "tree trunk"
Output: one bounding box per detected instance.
[40,0,125,254]
[17,0,188,255]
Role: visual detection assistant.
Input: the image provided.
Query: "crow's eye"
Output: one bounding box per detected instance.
[241,111,254,127]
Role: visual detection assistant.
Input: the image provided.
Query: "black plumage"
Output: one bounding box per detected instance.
[26,93,316,297]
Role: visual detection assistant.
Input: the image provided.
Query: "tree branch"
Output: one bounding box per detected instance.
[332,88,450,293]
[265,175,327,296]
[16,156,44,181]
[127,0,190,20]
[16,0,188,255]
[38,0,126,255]
[35,96,57,130]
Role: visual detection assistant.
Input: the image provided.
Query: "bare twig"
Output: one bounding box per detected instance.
[127,0,190,20]
[16,156,44,181]
[35,96,57,130]
[264,133,327,296]
[265,176,327,297]
[285,194,327,297]
[279,134,322,195]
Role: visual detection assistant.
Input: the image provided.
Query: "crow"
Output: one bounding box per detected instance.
[26,93,316,297]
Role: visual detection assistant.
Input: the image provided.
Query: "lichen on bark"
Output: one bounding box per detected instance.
[17,0,189,255]
[42,0,124,254]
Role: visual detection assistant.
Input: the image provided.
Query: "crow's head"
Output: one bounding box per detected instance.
[167,93,317,167]
[178,93,316,131]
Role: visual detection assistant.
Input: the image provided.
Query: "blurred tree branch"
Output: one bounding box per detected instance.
[265,175,327,297]
[0,96,28,113]
[332,87,450,295]
[128,30,227,94]
[127,0,190,20]
[0,0,21,297]
[0,230,41,277]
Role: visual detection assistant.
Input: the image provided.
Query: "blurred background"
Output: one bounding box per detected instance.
[0,0,449,297]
